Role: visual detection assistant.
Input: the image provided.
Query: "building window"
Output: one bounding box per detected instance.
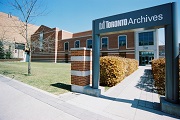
[86,39,92,48]
[74,40,80,48]
[101,37,108,49]
[118,35,126,47]
[64,42,69,51]
[139,31,154,46]
[39,32,43,51]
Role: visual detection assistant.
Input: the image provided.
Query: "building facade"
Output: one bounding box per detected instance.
[31,25,58,62]
[31,25,159,65]
[0,12,38,59]
[135,29,159,65]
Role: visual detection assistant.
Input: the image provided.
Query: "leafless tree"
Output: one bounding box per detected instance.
[0,27,8,41]
[0,27,10,50]
[31,32,55,53]
[8,0,47,75]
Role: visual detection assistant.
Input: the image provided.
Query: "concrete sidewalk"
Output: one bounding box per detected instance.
[0,66,179,120]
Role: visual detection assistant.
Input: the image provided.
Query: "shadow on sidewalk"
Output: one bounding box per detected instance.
[135,69,157,93]
[51,82,71,91]
[100,95,179,119]
[99,68,179,119]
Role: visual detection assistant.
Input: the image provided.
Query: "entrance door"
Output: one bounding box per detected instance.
[65,54,68,63]
[139,51,154,65]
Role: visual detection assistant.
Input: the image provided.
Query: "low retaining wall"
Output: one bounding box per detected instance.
[0,58,23,62]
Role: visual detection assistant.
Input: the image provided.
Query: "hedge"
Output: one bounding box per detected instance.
[151,58,166,95]
[152,58,180,96]
[100,56,138,87]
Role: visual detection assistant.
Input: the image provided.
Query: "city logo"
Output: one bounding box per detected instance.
[99,14,163,30]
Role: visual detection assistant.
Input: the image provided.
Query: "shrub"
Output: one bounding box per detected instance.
[100,56,138,87]
[5,51,12,59]
[152,58,180,96]
[0,41,5,59]
[152,58,166,95]
[126,58,139,76]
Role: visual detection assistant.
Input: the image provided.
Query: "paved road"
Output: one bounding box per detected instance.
[0,66,179,120]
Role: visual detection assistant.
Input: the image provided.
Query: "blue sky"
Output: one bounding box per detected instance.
[0,0,179,44]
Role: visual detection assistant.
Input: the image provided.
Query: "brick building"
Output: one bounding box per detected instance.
[31,25,159,65]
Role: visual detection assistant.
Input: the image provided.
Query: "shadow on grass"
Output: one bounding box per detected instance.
[2,70,13,75]
[51,83,71,91]
[23,73,32,76]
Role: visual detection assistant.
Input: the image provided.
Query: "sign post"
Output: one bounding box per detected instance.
[92,3,179,103]
[165,3,179,103]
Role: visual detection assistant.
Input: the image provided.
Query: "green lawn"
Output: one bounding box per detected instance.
[0,62,71,95]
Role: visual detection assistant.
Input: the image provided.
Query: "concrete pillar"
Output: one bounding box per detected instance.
[54,27,59,63]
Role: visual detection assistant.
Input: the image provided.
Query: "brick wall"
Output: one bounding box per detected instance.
[31,25,136,62]
[127,32,135,48]
[73,30,92,38]
[31,25,57,62]
[101,31,134,50]
[58,36,92,53]
[126,53,135,59]
[71,48,92,86]
[31,25,56,53]
[31,53,55,62]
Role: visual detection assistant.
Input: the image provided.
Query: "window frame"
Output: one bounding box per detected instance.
[118,35,127,48]
[138,31,154,46]
[64,42,69,51]
[86,39,92,48]
[74,40,80,48]
[101,37,108,49]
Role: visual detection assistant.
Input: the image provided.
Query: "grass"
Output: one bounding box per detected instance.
[0,62,71,95]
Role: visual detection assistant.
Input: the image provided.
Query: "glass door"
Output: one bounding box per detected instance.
[139,51,154,66]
